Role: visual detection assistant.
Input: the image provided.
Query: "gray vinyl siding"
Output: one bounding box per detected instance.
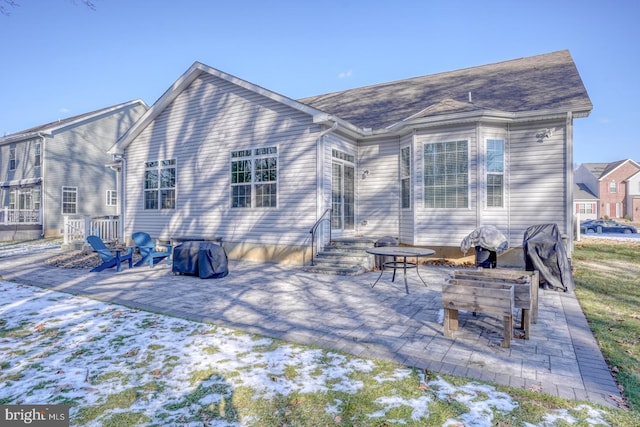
[401,121,570,249]
[43,104,146,233]
[0,138,42,183]
[507,121,568,245]
[357,136,400,238]
[124,74,320,246]
[0,137,42,206]
[414,124,478,247]
[476,124,510,236]
[0,103,145,235]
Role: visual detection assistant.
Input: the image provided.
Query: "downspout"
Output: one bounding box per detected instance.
[316,120,339,213]
[38,133,46,237]
[118,155,126,243]
[506,123,511,245]
[315,120,338,250]
[476,123,482,227]
[108,154,126,243]
[565,112,574,256]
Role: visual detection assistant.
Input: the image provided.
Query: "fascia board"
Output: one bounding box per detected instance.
[1,100,146,146]
[45,99,148,136]
[380,107,590,136]
[0,131,51,145]
[598,159,640,180]
[197,62,324,118]
[109,64,204,154]
[111,62,331,155]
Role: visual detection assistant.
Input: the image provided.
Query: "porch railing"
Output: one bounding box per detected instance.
[1,207,41,224]
[63,215,119,245]
[309,208,332,266]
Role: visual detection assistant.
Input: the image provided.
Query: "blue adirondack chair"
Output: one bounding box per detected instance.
[132,231,171,267]
[86,235,133,272]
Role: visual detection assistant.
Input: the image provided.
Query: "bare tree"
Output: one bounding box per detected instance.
[1,0,19,16]
[2,0,96,16]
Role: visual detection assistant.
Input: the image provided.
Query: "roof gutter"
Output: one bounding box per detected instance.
[0,130,52,145]
[379,106,593,137]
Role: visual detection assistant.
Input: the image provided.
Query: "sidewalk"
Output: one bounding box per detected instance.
[0,249,621,408]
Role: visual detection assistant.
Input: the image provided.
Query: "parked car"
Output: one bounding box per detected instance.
[580,219,637,234]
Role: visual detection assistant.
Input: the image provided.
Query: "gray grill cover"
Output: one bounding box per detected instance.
[460,225,509,255]
[523,223,574,292]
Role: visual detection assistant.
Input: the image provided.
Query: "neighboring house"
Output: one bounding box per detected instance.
[573,182,598,221]
[574,159,640,221]
[627,170,640,222]
[0,100,148,240]
[109,50,592,264]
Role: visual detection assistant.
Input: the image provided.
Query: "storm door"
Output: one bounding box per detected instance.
[331,149,355,234]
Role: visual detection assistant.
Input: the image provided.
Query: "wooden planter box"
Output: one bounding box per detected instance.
[442,281,515,348]
[451,269,539,339]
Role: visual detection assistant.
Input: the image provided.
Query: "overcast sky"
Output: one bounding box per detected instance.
[1,0,638,165]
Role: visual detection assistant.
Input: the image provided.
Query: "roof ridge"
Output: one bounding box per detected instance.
[4,99,146,137]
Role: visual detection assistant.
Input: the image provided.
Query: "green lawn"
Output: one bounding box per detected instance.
[572,238,640,412]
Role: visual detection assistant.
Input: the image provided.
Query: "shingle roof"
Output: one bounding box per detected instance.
[581,162,620,179]
[1,99,147,144]
[299,50,592,130]
[582,159,640,179]
[574,183,597,200]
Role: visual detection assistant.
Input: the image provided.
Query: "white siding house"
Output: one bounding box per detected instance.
[0,100,148,240]
[110,50,592,263]
[627,171,640,222]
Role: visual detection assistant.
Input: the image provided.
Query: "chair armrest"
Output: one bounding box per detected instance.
[113,246,134,255]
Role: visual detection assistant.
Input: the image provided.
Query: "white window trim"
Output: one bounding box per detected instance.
[485,138,505,209]
[230,146,278,209]
[35,142,41,168]
[400,145,411,209]
[422,140,470,209]
[61,186,78,215]
[144,159,177,210]
[106,190,117,206]
[9,146,16,171]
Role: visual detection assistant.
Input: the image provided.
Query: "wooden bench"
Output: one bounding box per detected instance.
[442,280,515,348]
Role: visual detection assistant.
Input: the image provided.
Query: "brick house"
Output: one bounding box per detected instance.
[574,159,640,221]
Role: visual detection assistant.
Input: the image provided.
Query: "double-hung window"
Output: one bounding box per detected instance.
[486,139,505,208]
[106,190,117,206]
[9,147,16,170]
[400,146,411,209]
[62,186,78,214]
[35,143,41,168]
[144,159,176,209]
[609,181,617,194]
[423,141,468,208]
[231,147,277,208]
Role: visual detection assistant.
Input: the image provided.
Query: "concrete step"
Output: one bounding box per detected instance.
[316,250,371,262]
[329,237,377,249]
[307,236,382,275]
[312,259,367,270]
[303,264,366,276]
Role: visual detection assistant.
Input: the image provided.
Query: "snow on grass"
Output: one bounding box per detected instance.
[0,280,613,426]
[0,239,61,258]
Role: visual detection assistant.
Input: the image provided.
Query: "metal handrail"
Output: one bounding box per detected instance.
[309,208,332,266]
